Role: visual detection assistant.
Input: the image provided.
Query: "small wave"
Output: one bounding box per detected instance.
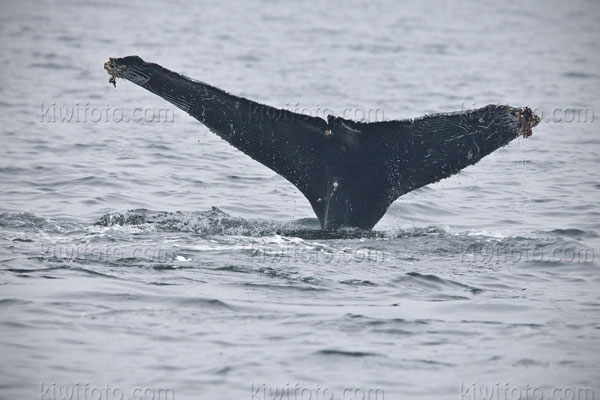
[176,297,233,310]
[242,282,325,292]
[68,292,234,311]
[562,71,599,79]
[340,279,377,287]
[0,212,79,233]
[95,207,281,236]
[0,212,50,230]
[398,272,483,294]
[513,358,549,367]
[213,264,320,285]
[410,359,455,367]
[215,265,248,273]
[544,228,599,239]
[315,349,383,358]
[7,265,119,279]
[0,298,32,306]
[11,237,34,242]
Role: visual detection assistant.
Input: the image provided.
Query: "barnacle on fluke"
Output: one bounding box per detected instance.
[103,57,127,87]
[514,106,540,137]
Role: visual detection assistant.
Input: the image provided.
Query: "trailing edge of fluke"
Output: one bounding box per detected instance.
[104,56,540,230]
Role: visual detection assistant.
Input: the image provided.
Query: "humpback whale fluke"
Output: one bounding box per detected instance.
[104,56,539,230]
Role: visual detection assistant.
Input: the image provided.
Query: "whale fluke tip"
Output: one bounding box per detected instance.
[104,56,145,87]
[513,106,540,137]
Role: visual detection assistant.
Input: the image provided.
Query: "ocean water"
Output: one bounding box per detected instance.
[1,0,599,399]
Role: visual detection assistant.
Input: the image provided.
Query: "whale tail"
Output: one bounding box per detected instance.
[105,56,539,230]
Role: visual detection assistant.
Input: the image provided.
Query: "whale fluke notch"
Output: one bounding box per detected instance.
[104,56,539,230]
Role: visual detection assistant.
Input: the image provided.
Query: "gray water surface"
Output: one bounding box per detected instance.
[1,0,599,399]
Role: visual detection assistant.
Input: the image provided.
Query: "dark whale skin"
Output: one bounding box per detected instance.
[105,56,539,230]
